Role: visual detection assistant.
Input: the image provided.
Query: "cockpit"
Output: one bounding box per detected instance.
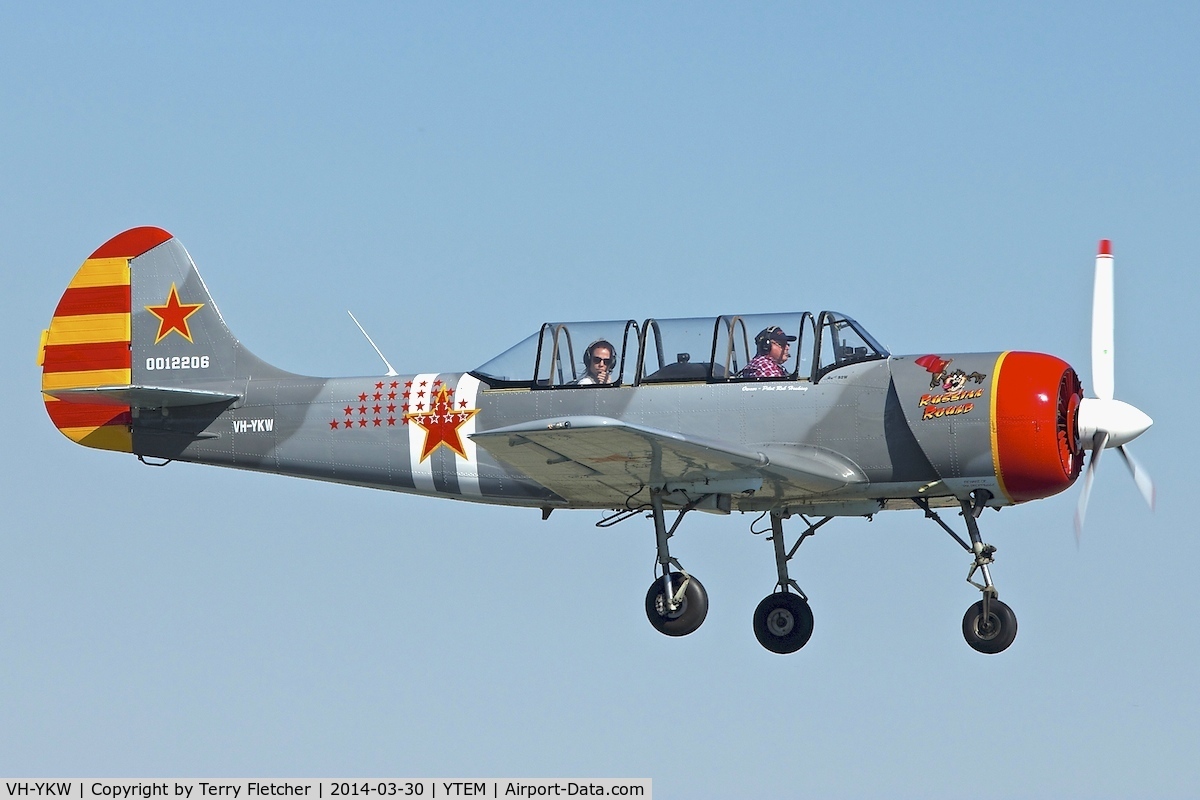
[472,311,889,388]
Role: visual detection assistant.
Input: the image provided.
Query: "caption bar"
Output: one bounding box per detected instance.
[2,782,650,800]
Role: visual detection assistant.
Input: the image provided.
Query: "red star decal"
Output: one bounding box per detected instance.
[343,420,353,429]
[344,406,353,416]
[145,283,204,343]
[387,417,396,426]
[405,384,480,461]
[358,393,368,402]
[390,381,399,389]
[329,420,339,429]
[375,382,384,389]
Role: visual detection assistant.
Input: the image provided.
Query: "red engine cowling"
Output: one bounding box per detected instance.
[992,351,1084,503]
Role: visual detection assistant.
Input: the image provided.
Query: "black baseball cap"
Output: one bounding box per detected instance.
[755,326,797,347]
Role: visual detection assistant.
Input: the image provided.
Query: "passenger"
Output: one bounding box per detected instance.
[572,339,617,385]
[740,326,796,378]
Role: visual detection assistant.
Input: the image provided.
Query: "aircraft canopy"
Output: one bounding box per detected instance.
[473,311,888,388]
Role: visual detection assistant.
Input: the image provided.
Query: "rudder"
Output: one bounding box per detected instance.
[39,226,281,451]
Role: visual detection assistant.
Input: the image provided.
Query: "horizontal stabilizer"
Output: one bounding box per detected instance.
[44,385,241,408]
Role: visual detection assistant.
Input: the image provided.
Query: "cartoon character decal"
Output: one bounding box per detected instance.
[914,355,987,421]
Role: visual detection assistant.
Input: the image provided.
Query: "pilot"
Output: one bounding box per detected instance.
[740,326,796,378]
[572,339,617,385]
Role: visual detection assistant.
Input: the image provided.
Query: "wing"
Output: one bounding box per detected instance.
[471,415,868,509]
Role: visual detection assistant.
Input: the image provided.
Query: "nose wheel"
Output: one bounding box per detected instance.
[962,595,1018,654]
[918,492,1020,654]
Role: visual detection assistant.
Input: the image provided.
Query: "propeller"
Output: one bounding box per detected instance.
[1074,240,1155,538]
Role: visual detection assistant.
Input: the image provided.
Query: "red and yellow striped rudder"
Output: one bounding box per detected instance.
[38,227,173,451]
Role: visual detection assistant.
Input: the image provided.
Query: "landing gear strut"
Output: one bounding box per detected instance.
[752,511,822,654]
[643,489,708,636]
[918,491,1018,654]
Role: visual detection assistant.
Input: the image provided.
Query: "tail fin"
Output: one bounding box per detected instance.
[39,226,285,451]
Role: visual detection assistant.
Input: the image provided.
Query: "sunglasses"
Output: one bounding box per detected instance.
[591,356,614,365]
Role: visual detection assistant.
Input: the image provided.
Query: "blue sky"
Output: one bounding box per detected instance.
[2,4,1197,797]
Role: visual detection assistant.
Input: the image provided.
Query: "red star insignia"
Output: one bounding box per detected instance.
[388,391,397,399]
[344,406,353,415]
[373,405,382,414]
[375,382,384,389]
[145,283,204,343]
[359,393,368,402]
[359,405,368,414]
[387,403,396,412]
[358,419,367,427]
[343,420,353,429]
[390,381,398,388]
[373,392,382,400]
[404,384,480,462]
[329,420,339,429]
[405,381,412,388]
[387,417,396,426]
[373,418,382,427]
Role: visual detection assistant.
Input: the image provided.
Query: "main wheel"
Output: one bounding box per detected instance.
[962,597,1018,654]
[645,572,708,636]
[753,592,814,654]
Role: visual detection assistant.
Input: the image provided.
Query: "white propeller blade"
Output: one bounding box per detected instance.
[1074,239,1155,538]
[1074,432,1108,542]
[1117,444,1156,510]
[1092,240,1115,401]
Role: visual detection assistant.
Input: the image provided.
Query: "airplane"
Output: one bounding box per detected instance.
[37,227,1155,655]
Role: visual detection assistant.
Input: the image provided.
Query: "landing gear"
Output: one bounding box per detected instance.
[918,490,1019,655]
[751,511,827,654]
[962,597,1018,654]
[753,591,813,654]
[643,489,709,637]
[645,571,709,636]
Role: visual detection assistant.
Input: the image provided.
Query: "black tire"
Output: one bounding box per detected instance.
[962,597,1018,654]
[645,572,708,637]
[753,592,814,654]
